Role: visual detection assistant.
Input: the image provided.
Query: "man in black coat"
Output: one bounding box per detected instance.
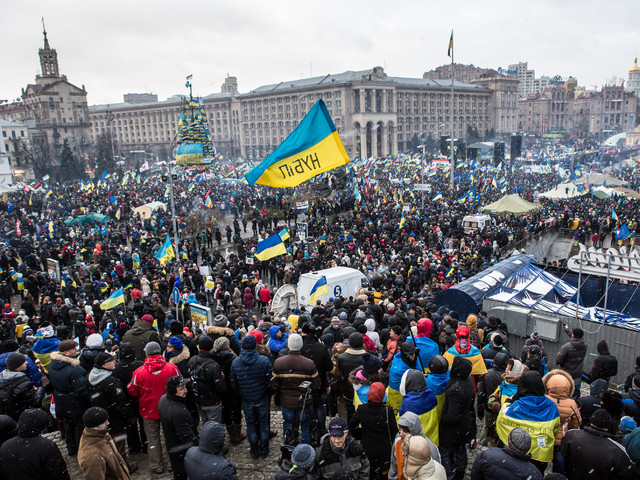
[471,427,542,480]
[158,376,199,480]
[300,324,333,429]
[48,339,90,456]
[588,339,618,383]
[185,421,238,480]
[186,336,226,424]
[579,378,608,425]
[112,342,145,454]
[555,326,587,397]
[561,409,634,480]
[0,352,44,421]
[0,409,70,480]
[336,332,367,421]
[439,356,474,480]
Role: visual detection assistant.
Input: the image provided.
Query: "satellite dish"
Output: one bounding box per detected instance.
[271,284,298,316]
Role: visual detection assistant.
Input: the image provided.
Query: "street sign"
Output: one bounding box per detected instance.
[172,287,180,305]
[414,184,432,192]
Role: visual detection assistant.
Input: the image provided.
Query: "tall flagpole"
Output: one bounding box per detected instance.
[449,30,455,191]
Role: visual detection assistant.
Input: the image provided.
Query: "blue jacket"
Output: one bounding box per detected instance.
[267,326,288,356]
[230,348,273,404]
[0,353,42,387]
[426,371,450,396]
[388,353,413,391]
[409,337,439,372]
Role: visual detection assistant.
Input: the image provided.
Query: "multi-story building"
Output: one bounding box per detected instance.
[508,62,557,97]
[20,26,91,173]
[89,67,493,160]
[471,71,519,134]
[627,57,640,103]
[0,118,32,180]
[423,63,492,85]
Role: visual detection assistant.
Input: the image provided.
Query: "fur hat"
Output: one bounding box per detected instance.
[402,435,431,477]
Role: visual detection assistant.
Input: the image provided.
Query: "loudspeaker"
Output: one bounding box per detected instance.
[493,142,505,165]
[510,135,522,159]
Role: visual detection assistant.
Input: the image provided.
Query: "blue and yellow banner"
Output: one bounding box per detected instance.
[254,229,289,261]
[100,288,125,311]
[443,345,487,375]
[244,99,349,187]
[155,234,175,266]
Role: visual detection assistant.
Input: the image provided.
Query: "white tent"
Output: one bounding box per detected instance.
[539,182,581,199]
[133,201,166,219]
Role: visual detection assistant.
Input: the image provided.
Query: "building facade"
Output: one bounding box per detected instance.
[627,58,640,103]
[471,72,519,134]
[0,118,32,180]
[20,27,91,173]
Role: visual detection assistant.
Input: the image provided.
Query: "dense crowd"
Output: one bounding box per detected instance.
[0,152,639,480]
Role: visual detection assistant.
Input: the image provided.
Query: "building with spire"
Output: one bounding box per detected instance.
[20,21,90,177]
[627,57,640,104]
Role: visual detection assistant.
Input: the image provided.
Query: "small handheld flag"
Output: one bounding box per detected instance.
[100,288,125,311]
[254,230,289,261]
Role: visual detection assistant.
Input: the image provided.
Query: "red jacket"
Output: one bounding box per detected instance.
[362,334,377,353]
[259,286,271,303]
[127,355,181,419]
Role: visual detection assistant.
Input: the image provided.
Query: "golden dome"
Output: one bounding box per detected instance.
[630,57,640,74]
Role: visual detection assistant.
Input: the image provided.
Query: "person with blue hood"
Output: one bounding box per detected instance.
[268,325,288,361]
[424,355,450,446]
[32,324,60,374]
[388,341,418,414]
[184,421,238,480]
[0,340,43,387]
[398,369,438,432]
[164,312,175,332]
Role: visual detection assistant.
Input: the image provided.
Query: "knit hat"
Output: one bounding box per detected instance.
[288,333,303,351]
[166,375,186,395]
[620,416,637,433]
[291,443,316,472]
[5,352,26,371]
[83,407,109,428]
[213,337,230,352]
[591,409,613,430]
[348,332,363,349]
[508,428,531,455]
[455,325,470,338]
[58,339,78,352]
[85,333,103,348]
[198,336,214,351]
[249,330,264,344]
[168,337,184,350]
[140,314,154,325]
[530,331,539,341]
[339,312,348,321]
[213,314,228,327]
[368,382,386,403]
[402,435,431,477]
[241,335,257,350]
[328,417,347,436]
[362,352,382,378]
[94,352,115,367]
[508,359,525,378]
[330,316,341,326]
[144,341,161,356]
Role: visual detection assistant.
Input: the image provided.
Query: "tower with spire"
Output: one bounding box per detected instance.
[38,18,59,78]
[627,57,640,105]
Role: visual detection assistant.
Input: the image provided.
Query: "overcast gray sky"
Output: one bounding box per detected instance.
[1,0,639,106]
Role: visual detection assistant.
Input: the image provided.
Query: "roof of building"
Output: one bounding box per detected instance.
[0,118,27,128]
[89,91,233,113]
[630,57,640,74]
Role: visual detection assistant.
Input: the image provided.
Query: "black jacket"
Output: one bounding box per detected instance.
[314,433,370,480]
[439,356,475,448]
[86,366,133,432]
[78,346,106,373]
[561,425,634,480]
[555,334,587,378]
[112,342,144,415]
[184,421,238,480]
[348,401,397,477]
[589,340,618,382]
[337,349,366,401]
[158,393,198,454]
[470,446,542,480]
[301,335,333,391]
[272,460,312,479]
[48,351,90,418]
[187,351,226,406]
[0,409,70,480]
[0,370,43,421]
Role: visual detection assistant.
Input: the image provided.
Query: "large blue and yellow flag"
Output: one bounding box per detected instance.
[155,234,175,266]
[100,288,125,311]
[244,99,349,187]
[443,345,487,375]
[496,395,560,462]
[254,229,289,261]
[308,275,328,304]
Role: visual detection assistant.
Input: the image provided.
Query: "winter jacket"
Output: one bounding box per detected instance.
[185,421,238,480]
[337,348,366,402]
[405,457,447,480]
[579,378,608,425]
[519,336,547,362]
[205,326,240,356]
[271,351,320,409]
[364,318,381,349]
[267,325,288,358]
[0,370,42,421]
[314,433,370,480]
[470,446,542,480]
[112,343,143,416]
[229,347,272,404]
[555,336,587,378]
[165,347,191,377]
[589,340,618,382]
[87,366,133,432]
[348,400,397,478]
[77,428,131,480]
[0,409,70,480]
[127,354,181,419]
[48,351,90,418]
[0,352,43,386]
[439,356,475,448]
[79,346,106,373]
[543,369,581,445]
[121,320,161,361]
[561,425,635,480]
[272,460,312,479]
[187,351,226,407]
[300,335,333,391]
[389,412,441,480]
[158,392,198,454]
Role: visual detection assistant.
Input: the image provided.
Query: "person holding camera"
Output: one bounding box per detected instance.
[272,333,321,445]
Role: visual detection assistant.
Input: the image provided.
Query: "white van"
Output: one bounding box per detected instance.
[462,214,492,234]
[297,267,370,308]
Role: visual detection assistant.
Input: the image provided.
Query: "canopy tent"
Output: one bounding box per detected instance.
[64,213,111,226]
[592,185,614,200]
[482,194,540,215]
[539,182,581,200]
[133,201,166,219]
[603,132,626,147]
[575,173,628,187]
[0,184,20,194]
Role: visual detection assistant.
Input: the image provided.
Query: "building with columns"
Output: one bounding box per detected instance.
[627,57,640,103]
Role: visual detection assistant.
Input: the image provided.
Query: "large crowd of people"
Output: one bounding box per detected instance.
[0,148,639,479]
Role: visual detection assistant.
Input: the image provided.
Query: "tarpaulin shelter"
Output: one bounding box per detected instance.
[133,201,166,219]
[64,213,111,226]
[539,183,581,200]
[482,194,540,215]
[575,173,628,187]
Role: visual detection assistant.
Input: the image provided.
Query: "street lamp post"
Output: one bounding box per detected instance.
[105,107,116,164]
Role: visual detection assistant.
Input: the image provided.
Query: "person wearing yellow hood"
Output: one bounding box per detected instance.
[423,355,450,446]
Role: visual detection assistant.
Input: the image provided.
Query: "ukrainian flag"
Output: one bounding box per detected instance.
[205,195,213,208]
[155,234,175,266]
[496,395,560,462]
[443,345,487,375]
[423,371,450,445]
[188,182,195,192]
[492,177,498,189]
[447,31,453,57]
[186,74,193,81]
[45,188,53,198]
[244,99,349,187]
[612,208,618,221]
[100,288,125,311]
[399,214,405,229]
[445,266,455,278]
[432,192,443,201]
[254,230,289,261]
[42,174,50,182]
[308,276,328,304]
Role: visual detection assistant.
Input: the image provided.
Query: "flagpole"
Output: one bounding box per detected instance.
[449,30,455,192]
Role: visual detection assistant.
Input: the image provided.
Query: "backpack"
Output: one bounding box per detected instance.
[0,384,17,419]
[189,358,213,400]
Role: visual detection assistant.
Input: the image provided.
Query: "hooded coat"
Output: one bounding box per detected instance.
[0,370,42,421]
[470,445,542,480]
[87,366,132,432]
[126,354,181,419]
[77,428,131,480]
[0,409,70,480]
[48,351,90,418]
[121,320,161,361]
[112,342,143,415]
[389,412,441,480]
[555,334,587,378]
[439,356,475,448]
[206,326,240,356]
[542,369,581,445]
[185,421,238,480]
[589,340,618,382]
